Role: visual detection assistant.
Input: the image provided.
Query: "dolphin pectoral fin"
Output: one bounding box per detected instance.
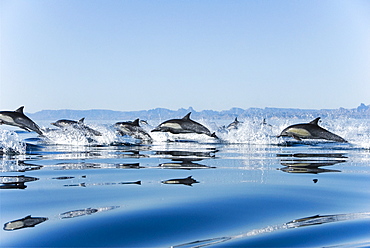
[292,135,302,141]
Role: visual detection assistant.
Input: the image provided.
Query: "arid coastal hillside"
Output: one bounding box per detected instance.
[28,103,369,121]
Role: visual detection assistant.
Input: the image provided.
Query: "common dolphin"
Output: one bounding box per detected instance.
[114,119,152,141]
[51,118,81,128]
[277,117,347,143]
[151,112,218,138]
[227,117,242,130]
[51,118,102,136]
[0,106,43,135]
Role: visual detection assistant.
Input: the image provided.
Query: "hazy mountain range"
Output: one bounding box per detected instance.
[28,103,370,121]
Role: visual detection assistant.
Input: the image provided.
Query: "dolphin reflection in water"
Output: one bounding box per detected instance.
[3,206,120,231]
[3,215,48,231]
[162,176,199,186]
[277,152,346,174]
[0,175,39,189]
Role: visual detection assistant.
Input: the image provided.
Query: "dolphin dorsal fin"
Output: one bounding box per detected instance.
[309,117,321,125]
[15,106,24,113]
[132,119,140,126]
[235,117,238,122]
[183,112,191,120]
[78,118,85,124]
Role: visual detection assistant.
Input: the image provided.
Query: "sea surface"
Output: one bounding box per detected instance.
[1,117,370,247]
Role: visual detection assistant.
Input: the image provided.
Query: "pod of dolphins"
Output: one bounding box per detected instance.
[0,106,348,143]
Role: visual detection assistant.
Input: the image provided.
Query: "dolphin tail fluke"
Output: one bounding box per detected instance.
[324,132,348,143]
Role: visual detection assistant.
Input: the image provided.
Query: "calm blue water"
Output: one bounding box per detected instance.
[1,117,370,247]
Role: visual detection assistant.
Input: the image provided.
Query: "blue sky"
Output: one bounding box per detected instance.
[1,0,369,113]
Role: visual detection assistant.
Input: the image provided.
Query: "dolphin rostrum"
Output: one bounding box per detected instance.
[114,119,152,141]
[277,117,347,143]
[151,112,218,138]
[0,106,43,135]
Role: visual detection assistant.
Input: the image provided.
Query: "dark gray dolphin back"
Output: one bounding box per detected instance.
[307,117,347,142]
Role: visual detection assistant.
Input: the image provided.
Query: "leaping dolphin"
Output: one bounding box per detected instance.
[151,112,218,138]
[277,117,347,143]
[51,118,102,136]
[51,118,81,128]
[114,119,152,141]
[0,106,43,135]
[226,117,242,130]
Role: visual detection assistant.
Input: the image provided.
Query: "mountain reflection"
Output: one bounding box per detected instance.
[172,212,370,248]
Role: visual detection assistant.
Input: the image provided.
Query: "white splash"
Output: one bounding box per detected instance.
[41,125,118,146]
[0,130,26,155]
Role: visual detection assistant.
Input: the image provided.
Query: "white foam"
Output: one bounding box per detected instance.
[41,125,118,146]
[0,130,26,155]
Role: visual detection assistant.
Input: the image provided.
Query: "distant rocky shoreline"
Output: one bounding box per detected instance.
[28,103,370,121]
